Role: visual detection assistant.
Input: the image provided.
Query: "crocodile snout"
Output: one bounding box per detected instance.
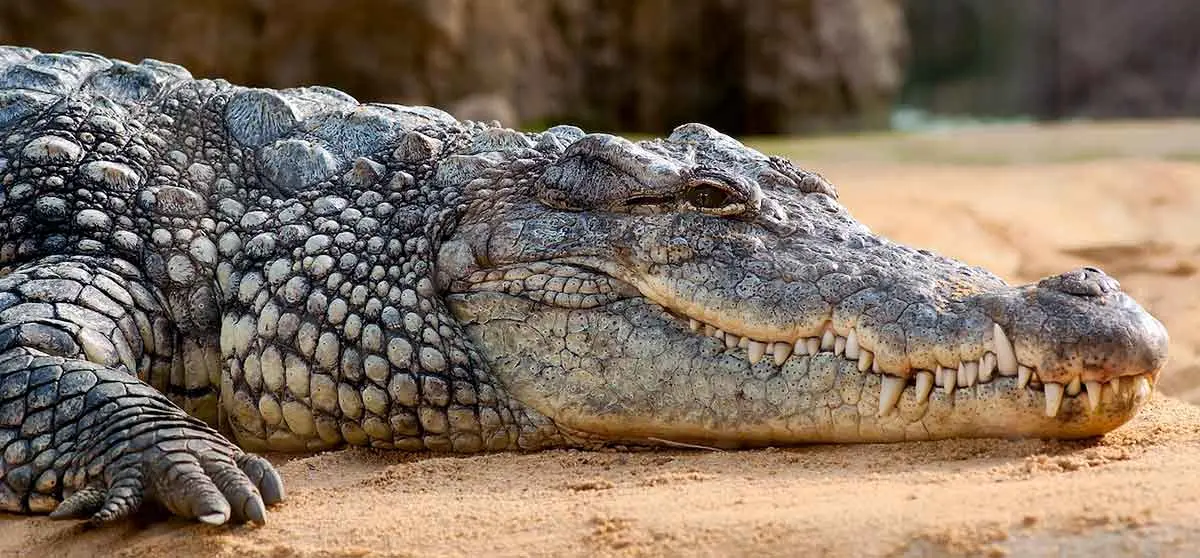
[977,265,1169,416]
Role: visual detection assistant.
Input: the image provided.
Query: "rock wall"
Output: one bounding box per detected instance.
[1054,0,1200,118]
[904,0,1200,119]
[0,0,907,134]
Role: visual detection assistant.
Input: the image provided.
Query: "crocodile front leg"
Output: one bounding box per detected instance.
[0,256,281,523]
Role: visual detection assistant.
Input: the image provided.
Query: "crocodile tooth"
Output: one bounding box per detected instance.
[844,329,860,359]
[1109,377,1121,396]
[1066,376,1082,396]
[939,366,956,395]
[993,324,1018,375]
[806,337,820,356]
[773,342,793,366]
[834,336,846,356]
[915,371,934,403]
[857,349,874,372]
[820,329,835,351]
[738,336,750,349]
[1017,365,1032,389]
[705,324,717,337]
[958,361,978,388]
[872,358,881,374]
[980,353,996,381]
[689,318,701,332]
[794,338,809,356]
[1084,381,1102,411]
[1044,382,1064,417]
[879,375,905,416]
[712,327,724,339]
[724,332,738,349]
[747,340,767,364]
[1133,375,1152,400]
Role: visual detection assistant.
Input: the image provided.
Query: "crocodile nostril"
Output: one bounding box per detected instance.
[1038,267,1121,297]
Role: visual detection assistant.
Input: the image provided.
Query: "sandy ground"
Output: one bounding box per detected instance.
[3,121,1200,557]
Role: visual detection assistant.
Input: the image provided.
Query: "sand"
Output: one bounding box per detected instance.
[3,121,1200,557]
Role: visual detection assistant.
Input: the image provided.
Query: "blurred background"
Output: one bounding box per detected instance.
[2,0,1198,135]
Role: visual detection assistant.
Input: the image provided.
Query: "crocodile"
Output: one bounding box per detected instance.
[0,48,1170,526]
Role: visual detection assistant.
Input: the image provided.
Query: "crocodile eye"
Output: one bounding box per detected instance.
[682,180,737,211]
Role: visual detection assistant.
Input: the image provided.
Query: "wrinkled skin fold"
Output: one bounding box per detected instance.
[0,48,1169,527]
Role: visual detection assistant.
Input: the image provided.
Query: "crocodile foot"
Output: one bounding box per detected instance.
[49,427,284,525]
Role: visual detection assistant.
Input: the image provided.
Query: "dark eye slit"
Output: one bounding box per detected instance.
[624,195,674,206]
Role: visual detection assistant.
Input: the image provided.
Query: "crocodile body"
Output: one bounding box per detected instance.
[0,48,1169,525]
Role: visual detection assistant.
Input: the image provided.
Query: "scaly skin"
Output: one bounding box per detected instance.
[0,48,1170,525]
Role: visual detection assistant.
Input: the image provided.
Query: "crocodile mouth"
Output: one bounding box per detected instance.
[450,258,1160,427]
[634,289,1155,424]
[671,314,1155,419]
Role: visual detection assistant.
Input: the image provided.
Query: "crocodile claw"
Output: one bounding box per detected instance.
[50,438,283,526]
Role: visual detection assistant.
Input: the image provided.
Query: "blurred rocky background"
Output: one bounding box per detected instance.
[904,0,1200,121]
[0,0,1197,134]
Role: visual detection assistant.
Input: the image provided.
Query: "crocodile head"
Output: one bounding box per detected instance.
[437,124,1169,447]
